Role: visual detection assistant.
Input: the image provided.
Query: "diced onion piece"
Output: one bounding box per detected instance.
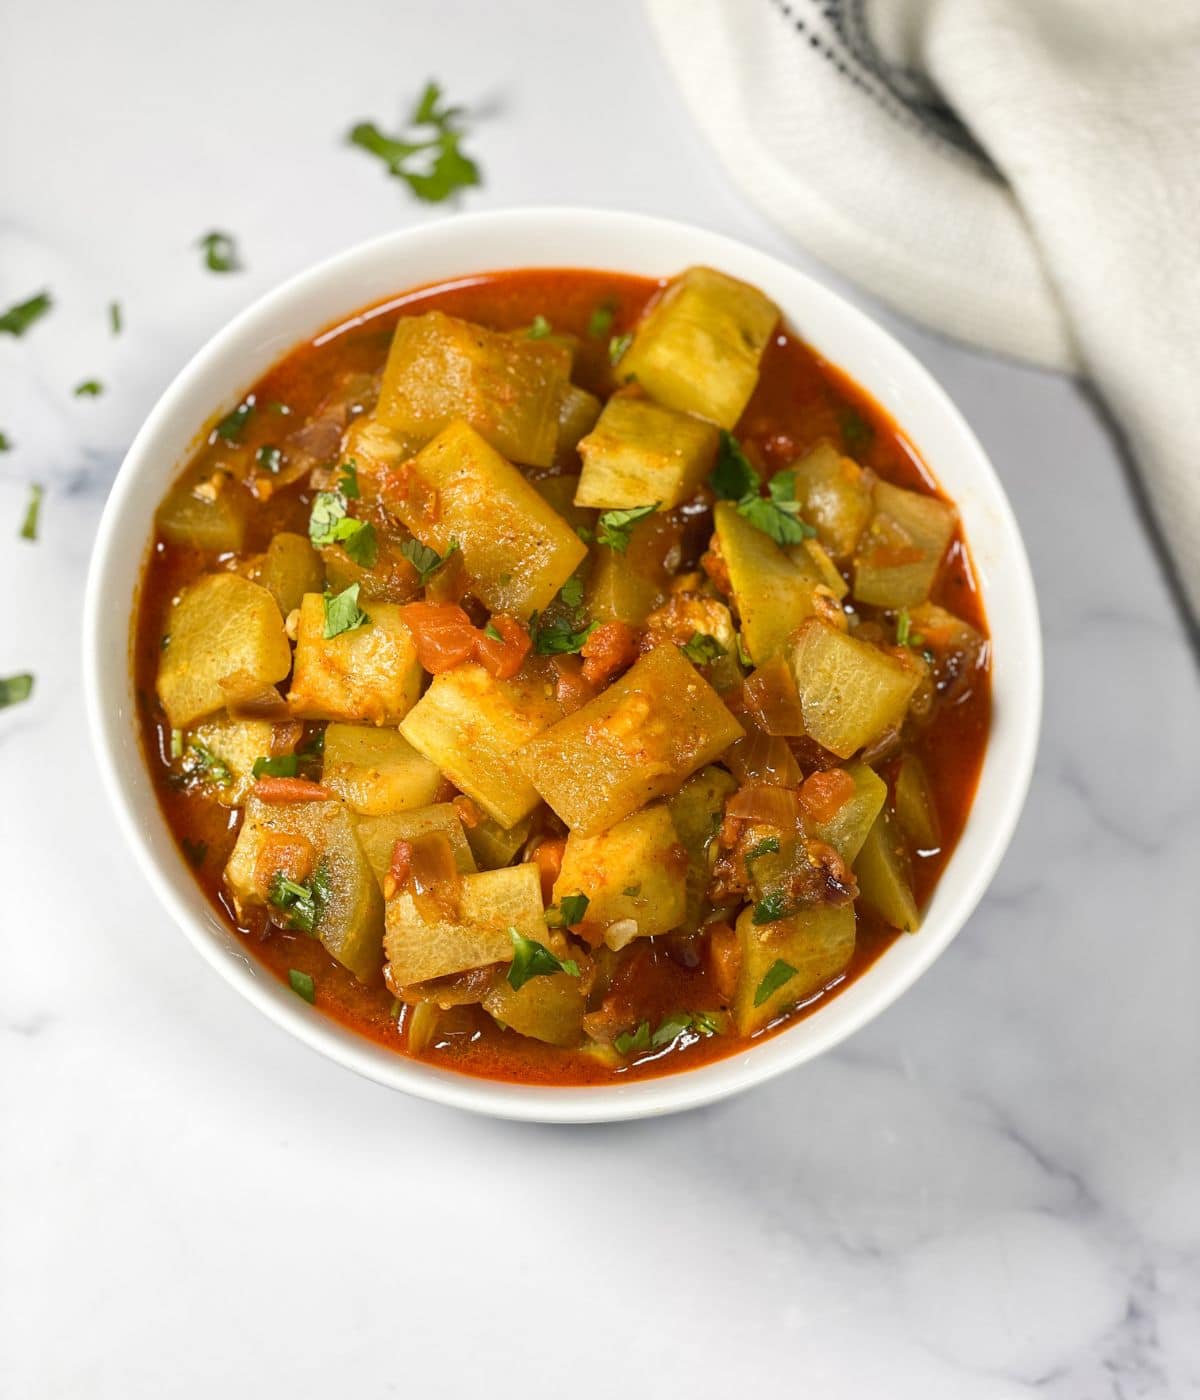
[725,784,802,830]
[742,655,806,736]
[407,831,463,923]
[603,918,641,951]
[724,729,802,788]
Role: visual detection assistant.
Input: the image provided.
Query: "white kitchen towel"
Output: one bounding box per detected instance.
[647,0,1200,618]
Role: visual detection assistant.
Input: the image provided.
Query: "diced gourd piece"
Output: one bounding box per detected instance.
[787,618,919,759]
[854,480,956,607]
[556,385,602,461]
[575,396,719,510]
[788,537,849,600]
[585,512,682,625]
[376,311,572,467]
[532,473,595,534]
[553,804,689,944]
[522,645,745,835]
[714,500,824,664]
[225,795,385,982]
[789,441,874,561]
[854,807,920,931]
[466,812,533,870]
[157,573,291,729]
[156,467,250,552]
[401,662,563,828]
[322,724,442,816]
[893,753,942,850]
[384,862,544,985]
[355,804,476,890]
[732,903,856,1036]
[185,717,276,805]
[340,415,419,499]
[668,765,739,930]
[806,762,887,863]
[619,267,779,429]
[387,421,587,616]
[483,970,585,1047]
[287,594,422,725]
[260,532,324,617]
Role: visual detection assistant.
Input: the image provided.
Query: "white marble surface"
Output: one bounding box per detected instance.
[2,2,1198,1395]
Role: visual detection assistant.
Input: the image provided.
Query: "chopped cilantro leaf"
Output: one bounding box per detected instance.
[19,483,42,542]
[109,301,122,335]
[587,303,615,339]
[527,315,552,339]
[400,535,457,585]
[711,430,759,500]
[650,1013,700,1048]
[74,380,103,398]
[0,291,52,337]
[529,612,598,656]
[754,958,798,1007]
[711,433,815,545]
[271,862,332,936]
[288,969,316,1003]
[347,80,481,204]
[483,622,503,642]
[840,408,874,454]
[256,444,283,474]
[614,1021,650,1055]
[597,503,658,554]
[308,490,377,566]
[895,608,924,648]
[737,489,813,546]
[608,331,633,365]
[187,740,232,786]
[546,892,589,927]
[559,575,584,610]
[252,754,300,779]
[752,891,790,925]
[214,398,253,442]
[181,838,208,868]
[323,583,369,639]
[198,231,240,273]
[744,836,781,863]
[0,673,34,709]
[680,632,725,666]
[0,432,10,452]
[338,459,361,498]
[507,928,580,990]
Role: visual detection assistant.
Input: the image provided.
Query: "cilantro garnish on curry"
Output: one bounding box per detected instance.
[134,265,990,1084]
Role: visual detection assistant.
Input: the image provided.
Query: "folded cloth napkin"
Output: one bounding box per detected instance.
[646,0,1200,619]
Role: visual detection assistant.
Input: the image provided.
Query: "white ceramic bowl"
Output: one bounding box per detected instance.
[83,208,1041,1123]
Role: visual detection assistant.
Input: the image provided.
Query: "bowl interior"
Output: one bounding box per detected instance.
[83,208,1041,1122]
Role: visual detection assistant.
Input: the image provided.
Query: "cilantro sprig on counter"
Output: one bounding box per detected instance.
[0,291,52,337]
[198,231,241,273]
[348,80,481,204]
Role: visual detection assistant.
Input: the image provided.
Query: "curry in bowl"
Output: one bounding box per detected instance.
[135,265,989,1083]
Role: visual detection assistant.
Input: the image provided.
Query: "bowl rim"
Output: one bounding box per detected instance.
[82,206,1042,1123]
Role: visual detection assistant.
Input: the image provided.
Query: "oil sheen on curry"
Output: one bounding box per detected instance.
[135,265,990,1086]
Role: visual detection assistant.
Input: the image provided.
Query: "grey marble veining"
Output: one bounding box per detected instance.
[2,1,1197,1396]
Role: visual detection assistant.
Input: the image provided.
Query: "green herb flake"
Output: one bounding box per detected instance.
[19,483,43,542]
[529,612,599,656]
[252,754,300,779]
[559,575,584,610]
[597,503,658,554]
[187,740,232,786]
[181,838,208,868]
[288,968,316,1003]
[338,459,361,498]
[399,535,456,586]
[308,490,377,567]
[546,892,589,927]
[712,433,815,546]
[109,301,122,335]
[0,673,34,709]
[0,432,10,452]
[587,303,615,339]
[711,430,759,501]
[680,632,725,666]
[650,1013,698,1048]
[752,891,790,926]
[614,1021,651,1055]
[198,231,241,274]
[895,608,924,649]
[347,80,482,205]
[0,291,52,337]
[298,727,326,757]
[271,861,332,936]
[483,622,503,642]
[256,444,283,474]
[507,927,581,991]
[840,409,874,454]
[736,634,753,668]
[608,331,633,365]
[527,315,552,339]
[214,398,254,442]
[745,836,781,864]
[323,583,370,639]
[754,958,798,1007]
[74,380,103,398]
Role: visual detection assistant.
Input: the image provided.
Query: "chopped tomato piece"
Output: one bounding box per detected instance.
[252,776,335,803]
[580,620,639,687]
[399,602,479,672]
[474,613,532,680]
[532,837,566,905]
[799,768,856,825]
[550,654,596,713]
